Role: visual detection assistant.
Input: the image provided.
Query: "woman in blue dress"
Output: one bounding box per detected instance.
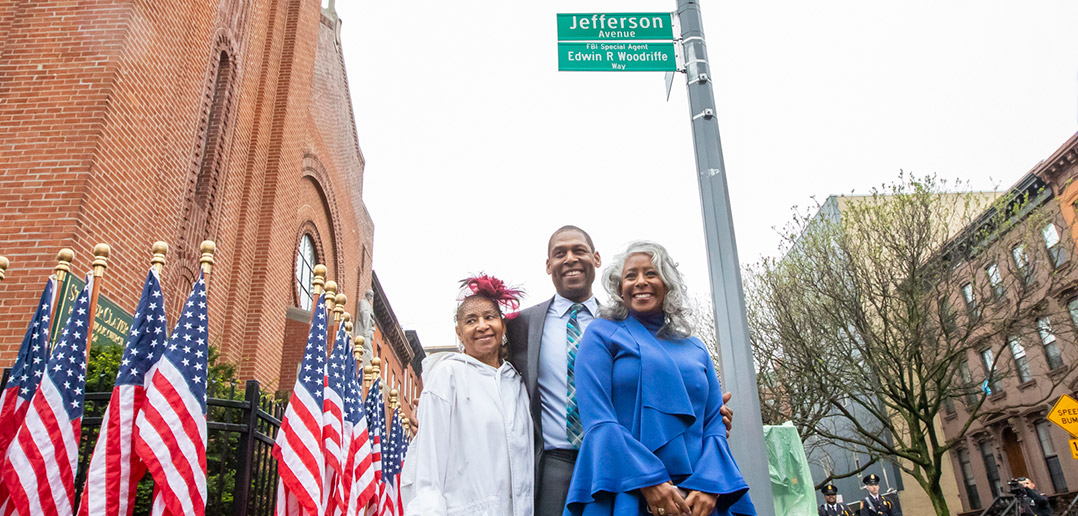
[564,241,755,516]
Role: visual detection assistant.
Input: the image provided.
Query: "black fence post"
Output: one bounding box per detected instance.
[231,379,261,516]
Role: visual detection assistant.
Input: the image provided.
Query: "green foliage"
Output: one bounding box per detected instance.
[86,343,123,393]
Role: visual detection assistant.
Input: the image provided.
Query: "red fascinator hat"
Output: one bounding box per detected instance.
[459,274,524,319]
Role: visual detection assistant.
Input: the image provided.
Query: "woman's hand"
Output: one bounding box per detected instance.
[721,392,733,433]
[641,482,690,516]
[684,490,718,516]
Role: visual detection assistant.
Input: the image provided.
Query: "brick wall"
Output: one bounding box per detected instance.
[0,0,374,391]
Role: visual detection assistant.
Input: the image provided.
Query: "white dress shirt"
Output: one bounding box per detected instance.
[537,294,599,450]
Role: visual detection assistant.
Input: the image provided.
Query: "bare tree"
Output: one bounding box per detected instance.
[692,293,877,488]
[745,174,1077,516]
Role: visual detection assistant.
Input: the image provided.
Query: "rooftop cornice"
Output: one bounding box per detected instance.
[1031,132,1078,188]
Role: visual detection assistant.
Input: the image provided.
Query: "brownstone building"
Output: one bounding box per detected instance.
[939,133,1078,513]
[365,272,424,425]
[0,0,410,392]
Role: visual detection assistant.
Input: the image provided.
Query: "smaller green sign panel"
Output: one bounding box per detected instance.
[559,42,677,72]
[51,275,134,349]
[557,13,674,41]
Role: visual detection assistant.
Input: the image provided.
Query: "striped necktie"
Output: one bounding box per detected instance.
[566,302,585,448]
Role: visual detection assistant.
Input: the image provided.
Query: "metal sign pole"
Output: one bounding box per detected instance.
[676,0,776,512]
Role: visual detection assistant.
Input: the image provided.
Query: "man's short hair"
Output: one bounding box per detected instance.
[547,225,595,255]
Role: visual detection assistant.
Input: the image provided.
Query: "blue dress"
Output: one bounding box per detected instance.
[563,313,755,516]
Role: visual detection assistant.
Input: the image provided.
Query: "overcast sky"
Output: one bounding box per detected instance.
[331,1,1078,350]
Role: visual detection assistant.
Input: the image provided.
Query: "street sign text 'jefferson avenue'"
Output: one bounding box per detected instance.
[556,13,674,41]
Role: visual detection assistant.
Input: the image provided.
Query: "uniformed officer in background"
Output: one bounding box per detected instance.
[818,483,854,516]
[860,474,894,516]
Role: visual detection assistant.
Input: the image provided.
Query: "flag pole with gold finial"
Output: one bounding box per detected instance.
[324,280,337,351]
[84,243,111,359]
[46,249,75,342]
[332,292,346,353]
[312,264,326,297]
[343,313,353,360]
[363,364,374,396]
[344,314,352,349]
[0,256,8,283]
[200,241,215,278]
[150,241,168,276]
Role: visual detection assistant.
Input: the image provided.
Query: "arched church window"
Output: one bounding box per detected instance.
[296,234,317,310]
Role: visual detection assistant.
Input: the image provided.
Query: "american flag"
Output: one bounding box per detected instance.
[341,334,375,516]
[379,409,405,516]
[322,321,348,513]
[363,377,386,513]
[0,276,56,498]
[80,269,168,516]
[366,377,388,514]
[133,272,209,516]
[273,293,327,516]
[1,274,94,516]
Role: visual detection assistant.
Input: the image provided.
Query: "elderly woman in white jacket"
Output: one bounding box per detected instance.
[401,275,533,516]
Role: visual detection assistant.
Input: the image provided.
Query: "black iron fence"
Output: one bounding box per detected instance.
[67,379,286,516]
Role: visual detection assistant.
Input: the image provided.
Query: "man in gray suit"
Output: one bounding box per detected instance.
[507,225,734,516]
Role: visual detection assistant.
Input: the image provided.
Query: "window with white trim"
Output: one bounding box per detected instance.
[1037,317,1064,370]
[1042,223,1067,268]
[1008,335,1032,383]
[1012,244,1031,284]
[296,234,317,310]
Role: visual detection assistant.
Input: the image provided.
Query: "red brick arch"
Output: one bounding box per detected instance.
[301,154,345,281]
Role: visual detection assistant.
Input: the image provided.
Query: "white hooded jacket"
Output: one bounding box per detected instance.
[400,352,534,516]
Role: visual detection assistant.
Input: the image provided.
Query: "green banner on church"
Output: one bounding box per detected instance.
[50,275,134,349]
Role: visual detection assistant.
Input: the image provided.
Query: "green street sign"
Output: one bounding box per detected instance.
[557,13,674,41]
[559,42,677,72]
[51,275,134,349]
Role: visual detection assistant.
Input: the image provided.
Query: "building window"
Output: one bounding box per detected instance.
[1012,244,1031,284]
[1008,335,1032,383]
[959,360,978,406]
[1035,421,1068,493]
[979,441,1002,498]
[1042,223,1068,268]
[1068,298,1078,329]
[961,282,978,319]
[194,52,233,208]
[985,263,1005,298]
[1037,317,1065,370]
[958,448,982,510]
[940,298,957,334]
[296,234,317,310]
[981,349,1001,394]
[943,396,956,416]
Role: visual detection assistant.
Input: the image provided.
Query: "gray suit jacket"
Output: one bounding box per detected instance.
[506,297,555,467]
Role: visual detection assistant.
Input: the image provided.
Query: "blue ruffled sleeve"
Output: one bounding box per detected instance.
[678,340,753,515]
[564,322,670,509]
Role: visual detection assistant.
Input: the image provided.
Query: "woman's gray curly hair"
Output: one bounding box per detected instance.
[599,241,693,339]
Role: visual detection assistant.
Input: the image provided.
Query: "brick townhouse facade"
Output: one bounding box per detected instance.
[939,133,1078,513]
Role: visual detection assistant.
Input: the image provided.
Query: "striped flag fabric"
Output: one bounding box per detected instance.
[363,377,385,513]
[133,272,209,516]
[1,274,94,516]
[322,321,348,513]
[341,334,375,516]
[0,276,56,498]
[273,293,327,516]
[379,409,405,516]
[80,269,168,516]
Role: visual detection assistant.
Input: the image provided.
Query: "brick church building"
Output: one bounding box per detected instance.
[0,0,416,395]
